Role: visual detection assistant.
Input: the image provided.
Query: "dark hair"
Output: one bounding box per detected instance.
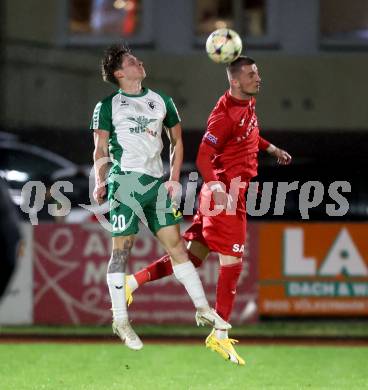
[226,55,256,77]
[101,43,131,85]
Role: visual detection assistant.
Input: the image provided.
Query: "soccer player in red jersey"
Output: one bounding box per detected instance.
[125,56,291,364]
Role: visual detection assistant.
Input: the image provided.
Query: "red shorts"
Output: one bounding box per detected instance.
[183,184,248,257]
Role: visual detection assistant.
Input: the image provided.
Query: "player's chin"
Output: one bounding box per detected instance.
[246,87,260,96]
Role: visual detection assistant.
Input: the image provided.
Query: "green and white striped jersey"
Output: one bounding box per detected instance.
[90,87,180,178]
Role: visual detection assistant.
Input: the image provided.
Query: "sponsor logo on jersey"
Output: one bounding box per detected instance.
[120,99,129,107]
[204,131,218,145]
[128,116,158,137]
[148,100,156,110]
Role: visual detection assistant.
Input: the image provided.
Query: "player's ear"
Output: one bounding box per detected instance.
[230,77,239,89]
[114,69,124,80]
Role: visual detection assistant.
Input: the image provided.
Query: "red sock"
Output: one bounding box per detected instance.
[134,251,203,286]
[215,262,243,322]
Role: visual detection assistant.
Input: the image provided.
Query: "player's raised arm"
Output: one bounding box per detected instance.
[93,129,109,204]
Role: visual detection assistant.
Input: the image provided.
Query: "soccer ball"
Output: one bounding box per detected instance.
[205,28,242,64]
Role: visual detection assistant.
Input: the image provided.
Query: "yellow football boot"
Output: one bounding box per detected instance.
[125,275,134,306]
[205,329,245,365]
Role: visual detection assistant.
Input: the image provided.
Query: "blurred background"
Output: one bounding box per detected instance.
[0,0,368,333]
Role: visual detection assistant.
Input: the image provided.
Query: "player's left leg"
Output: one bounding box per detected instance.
[125,196,210,305]
[156,224,230,330]
[128,177,229,330]
[125,240,208,305]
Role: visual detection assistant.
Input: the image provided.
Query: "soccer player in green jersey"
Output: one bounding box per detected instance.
[91,44,230,350]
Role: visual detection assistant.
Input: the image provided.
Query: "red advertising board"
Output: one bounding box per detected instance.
[34,223,258,325]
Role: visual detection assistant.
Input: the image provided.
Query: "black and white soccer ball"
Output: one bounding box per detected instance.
[205,28,242,64]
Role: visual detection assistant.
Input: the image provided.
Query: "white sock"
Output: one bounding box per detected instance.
[172,261,209,309]
[127,275,139,292]
[106,273,128,321]
[215,329,228,339]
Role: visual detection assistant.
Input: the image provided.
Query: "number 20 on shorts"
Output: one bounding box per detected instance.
[112,214,126,232]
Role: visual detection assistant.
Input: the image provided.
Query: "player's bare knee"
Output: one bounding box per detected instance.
[165,242,182,257]
[165,240,188,264]
[219,253,242,266]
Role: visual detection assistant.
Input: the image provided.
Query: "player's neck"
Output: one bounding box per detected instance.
[229,88,252,101]
[119,80,143,95]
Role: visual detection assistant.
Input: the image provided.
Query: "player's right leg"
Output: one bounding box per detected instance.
[199,187,247,364]
[107,173,143,350]
[107,235,143,350]
[205,253,244,365]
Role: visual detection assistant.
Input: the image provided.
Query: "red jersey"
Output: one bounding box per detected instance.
[197,91,269,185]
[185,91,270,256]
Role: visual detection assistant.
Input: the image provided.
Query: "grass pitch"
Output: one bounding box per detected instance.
[1,342,367,390]
[2,321,368,337]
